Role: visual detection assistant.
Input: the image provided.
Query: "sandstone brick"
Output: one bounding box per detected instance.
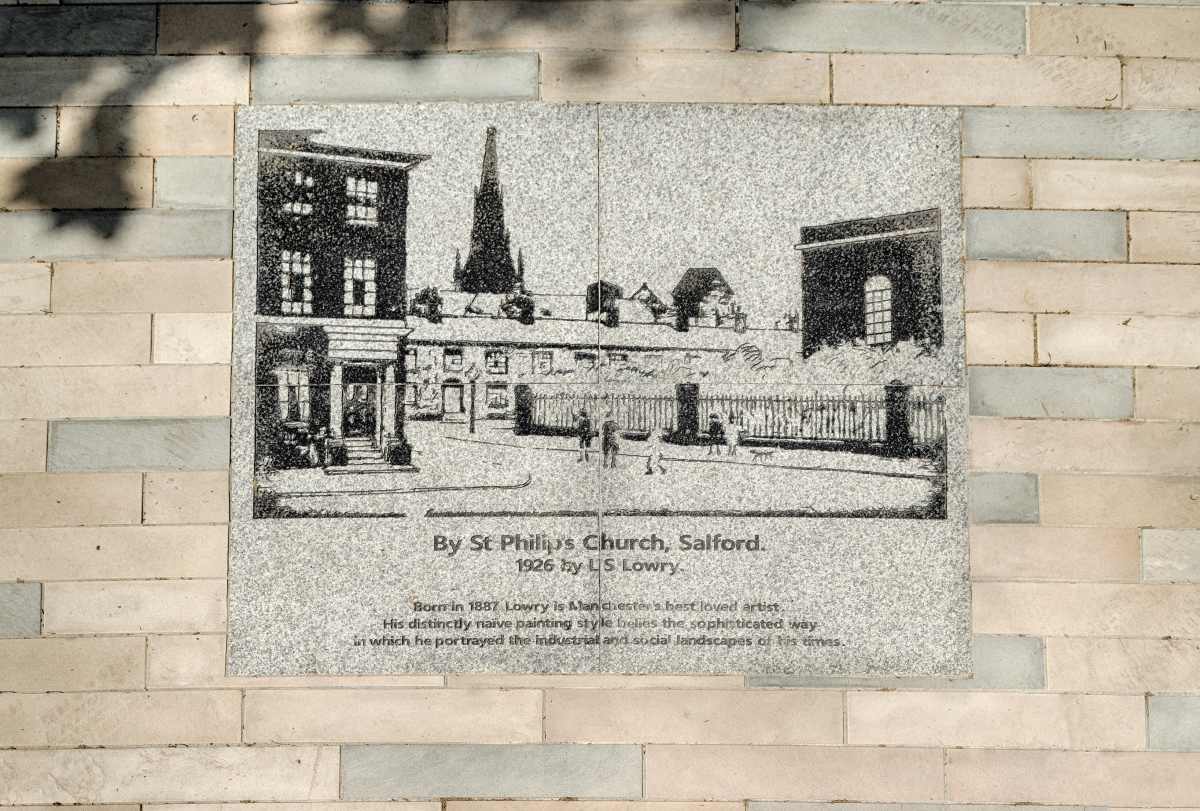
[42,579,226,634]
[0,472,140,527]
[966,261,1200,316]
[968,472,1038,524]
[0,419,45,472]
[947,749,1200,805]
[0,313,150,365]
[1038,314,1200,367]
[0,365,230,419]
[544,689,843,744]
[1130,212,1200,264]
[963,158,1029,209]
[832,54,1121,107]
[0,524,227,580]
[644,745,943,801]
[1142,529,1200,583]
[51,260,232,313]
[447,673,744,689]
[1047,637,1200,693]
[965,312,1034,365]
[449,804,736,811]
[0,56,249,106]
[0,746,339,804]
[1030,6,1200,58]
[1125,58,1200,109]
[1149,695,1200,751]
[541,51,829,104]
[967,210,1127,262]
[58,106,234,157]
[0,108,54,158]
[0,157,152,209]
[974,581,1200,637]
[152,805,437,811]
[1042,474,1200,528]
[0,690,241,747]
[152,313,233,364]
[48,418,230,472]
[968,366,1134,419]
[0,210,232,261]
[154,157,233,209]
[0,582,40,637]
[143,470,229,524]
[148,634,444,689]
[161,3,445,55]
[971,525,1140,582]
[0,636,144,691]
[1137,369,1200,420]
[962,108,1200,160]
[0,262,49,312]
[449,0,732,51]
[1032,159,1200,211]
[245,688,541,744]
[847,691,1144,749]
[0,5,155,55]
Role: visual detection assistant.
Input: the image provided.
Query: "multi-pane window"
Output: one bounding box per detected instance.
[283,201,312,215]
[280,250,312,314]
[405,347,419,370]
[486,384,509,410]
[443,346,464,372]
[864,275,893,346]
[532,350,553,375]
[574,350,597,369]
[276,370,310,422]
[346,177,379,225]
[484,349,508,375]
[284,170,315,216]
[343,257,377,317]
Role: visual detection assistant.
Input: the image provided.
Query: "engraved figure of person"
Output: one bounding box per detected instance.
[601,409,620,468]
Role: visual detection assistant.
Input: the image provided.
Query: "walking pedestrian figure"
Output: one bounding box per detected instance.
[644,430,667,475]
[602,410,620,468]
[575,409,592,463]
[725,412,739,456]
[707,412,725,456]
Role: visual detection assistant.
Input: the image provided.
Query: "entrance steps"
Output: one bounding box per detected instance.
[341,436,384,465]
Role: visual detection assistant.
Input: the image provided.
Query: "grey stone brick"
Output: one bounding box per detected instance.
[748,634,1044,689]
[0,107,54,157]
[969,367,1134,419]
[252,54,538,104]
[966,211,1127,262]
[49,418,230,472]
[0,210,232,261]
[341,744,642,800]
[964,108,1200,160]
[1142,529,1200,583]
[1149,696,1200,751]
[742,2,1024,55]
[0,56,248,106]
[0,582,40,637]
[752,804,1092,811]
[969,472,1039,524]
[155,157,233,210]
[0,6,155,55]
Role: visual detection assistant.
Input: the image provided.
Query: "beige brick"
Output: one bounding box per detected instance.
[1030,7,1200,59]
[1032,159,1200,211]
[1137,368,1200,420]
[52,260,232,313]
[1,57,249,107]
[847,691,1144,749]
[0,525,226,580]
[244,688,541,744]
[963,158,1029,209]
[0,314,150,366]
[448,805,738,811]
[1047,636,1200,692]
[0,746,339,804]
[970,417,1200,475]
[947,749,1200,805]
[447,673,745,689]
[0,365,230,419]
[1130,212,1200,264]
[0,263,50,313]
[1125,59,1200,110]
[0,690,240,747]
[148,634,443,689]
[833,54,1121,107]
[0,158,152,210]
[11,805,136,811]
[450,1,733,51]
[644,745,943,801]
[0,472,140,528]
[966,260,1200,315]
[160,4,446,55]
[42,579,226,634]
[0,636,145,692]
[970,525,1140,582]
[545,689,841,745]
[0,420,45,473]
[152,805,437,811]
[541,51,829,103]
[152,313,232,364]
[58,106,234,157]
[1042,474,1200,528]
[974,582,1200,637]
[1038,314,1200,366]
[966,312,1034,365]
[143,470,229,524]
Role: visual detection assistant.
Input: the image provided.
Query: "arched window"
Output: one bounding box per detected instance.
[864,275,893,346]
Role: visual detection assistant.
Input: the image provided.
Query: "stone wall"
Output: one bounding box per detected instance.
[2,0,1200,803]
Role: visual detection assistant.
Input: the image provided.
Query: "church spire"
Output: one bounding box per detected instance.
[461,126,517,294]
[479,126,500,190]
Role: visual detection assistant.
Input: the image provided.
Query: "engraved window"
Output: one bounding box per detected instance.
[574,350,597,369]
[486,383,509,409]
[443,346,464,372]
[864,275,893,346]
[276,369,310,422]
[405,347,419,370]
[346,176,379,225]
[532,350,553,375]
[284,170,315,216]
[404,383,418,405]
[279,250,312,315]
[343,257,377,317]
[484,349,508,375]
